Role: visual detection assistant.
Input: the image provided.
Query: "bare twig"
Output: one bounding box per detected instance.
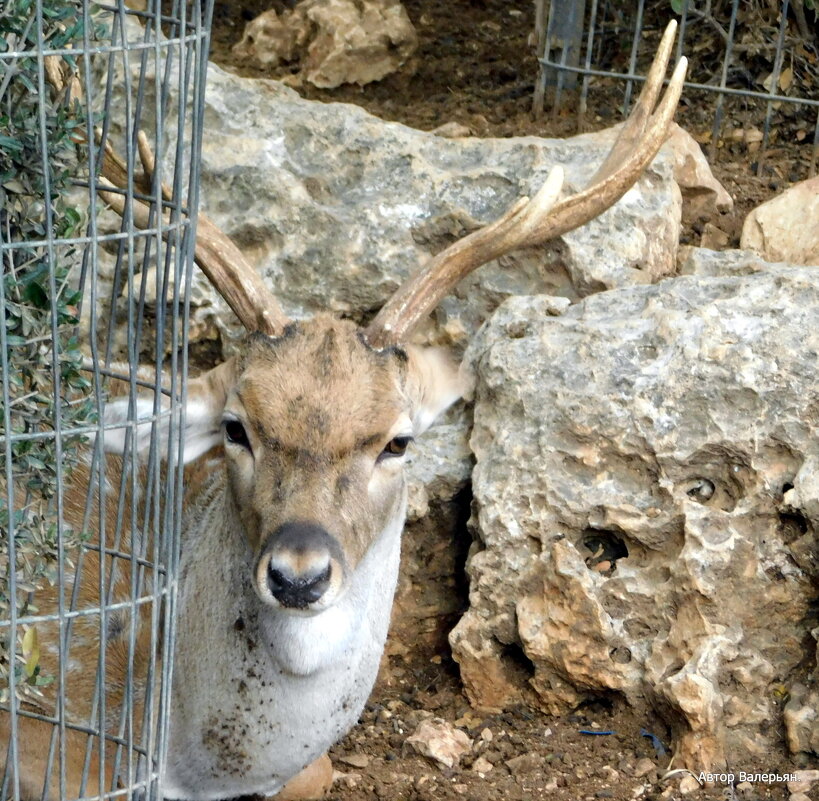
[43,51,290,337]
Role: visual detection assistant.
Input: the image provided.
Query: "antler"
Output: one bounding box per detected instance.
[97,134,290,336]
[364,20,688,349]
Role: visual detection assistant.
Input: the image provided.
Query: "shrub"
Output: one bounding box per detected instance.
[0,0,99,703]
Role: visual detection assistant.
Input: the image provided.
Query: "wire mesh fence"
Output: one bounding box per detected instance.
[0,1,212,798]
[534,0,819,178]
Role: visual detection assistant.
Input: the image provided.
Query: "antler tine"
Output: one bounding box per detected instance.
[588,19,679,185]
[361,167,565,348]
[364,21,687,350]
[45,51,289,337]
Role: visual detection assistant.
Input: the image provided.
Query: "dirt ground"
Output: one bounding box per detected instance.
[206,2,818,800]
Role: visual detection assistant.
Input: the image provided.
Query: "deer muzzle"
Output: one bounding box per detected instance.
[255,521,346,610]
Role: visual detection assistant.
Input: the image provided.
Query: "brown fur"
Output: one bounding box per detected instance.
[0,455,157,799]
[219,316,413,566]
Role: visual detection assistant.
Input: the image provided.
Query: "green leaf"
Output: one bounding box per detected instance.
[22,281,48,308]
[0,135,24,153]
[5,335,29,346]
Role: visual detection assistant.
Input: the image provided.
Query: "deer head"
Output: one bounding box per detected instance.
[183,320,463,613]
[100,21,686,619]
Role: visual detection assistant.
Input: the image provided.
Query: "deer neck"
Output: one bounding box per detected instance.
[165,472,406,799]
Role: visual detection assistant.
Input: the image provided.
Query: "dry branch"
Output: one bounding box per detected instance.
[45,56,290,337]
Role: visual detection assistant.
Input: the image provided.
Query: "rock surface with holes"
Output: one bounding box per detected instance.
[449,263,819,770]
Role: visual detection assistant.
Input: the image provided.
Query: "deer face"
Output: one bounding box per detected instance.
[188,315,462,614]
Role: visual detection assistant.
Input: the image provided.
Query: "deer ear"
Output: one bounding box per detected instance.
[403,346,468,436]
[176,358,236,462]
[102,358,237,464]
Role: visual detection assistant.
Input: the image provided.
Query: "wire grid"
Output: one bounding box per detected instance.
[534,0,819,178]
[0,1,213,799]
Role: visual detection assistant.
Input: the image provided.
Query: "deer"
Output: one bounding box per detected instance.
[0,21,686,801]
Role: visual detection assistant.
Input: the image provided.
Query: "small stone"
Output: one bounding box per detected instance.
[544,777,559,791]
[631,787,645,799]
[279,753,334,800]
[633,758,656,779]
[600,766,620,782]
[472,756,493,775]
[506,752,541,775]
[741,175,819,264]
[232,0,418,89]
[453,711,482,729]
[665,122,733,222]
[406,719,472,769]
[700,223,729,250]
[430,121,474,139]
[332,770,362,788]
[338,753,370,769]
[453,784,468,794]
[736,780,753,797]
[480,727,494,742]
[679,775,701,795]
[790,793,812,801]
[788,770,819,794]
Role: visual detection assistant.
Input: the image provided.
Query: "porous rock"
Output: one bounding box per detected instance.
[740,176,819,265]
[232,0,418,89]
[450,262,819,770]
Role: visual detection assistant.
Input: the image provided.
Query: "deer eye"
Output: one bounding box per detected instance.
[379,435,413,461]
[223,419,251,451]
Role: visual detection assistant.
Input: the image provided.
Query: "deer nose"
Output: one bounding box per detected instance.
[267,561,331,608]
[258,521,342,609]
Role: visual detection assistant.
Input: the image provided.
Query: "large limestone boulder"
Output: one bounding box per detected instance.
[194,70,680,351]
[450,263,819,770]
[740,176,819,265]
[232,0,418,89]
